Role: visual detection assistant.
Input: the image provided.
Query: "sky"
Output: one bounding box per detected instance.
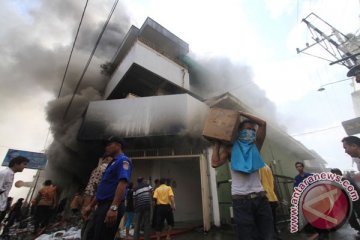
[0,0,359,200]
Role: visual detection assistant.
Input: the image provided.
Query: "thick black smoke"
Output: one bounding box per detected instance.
[1,0,279,195]
[42,1,131,190]
[0,0,131,192]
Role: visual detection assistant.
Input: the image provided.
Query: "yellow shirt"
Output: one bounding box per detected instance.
[259,165,278,202]
[153,184,174,205]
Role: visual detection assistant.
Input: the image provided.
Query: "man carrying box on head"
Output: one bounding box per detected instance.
[211,111,274,240]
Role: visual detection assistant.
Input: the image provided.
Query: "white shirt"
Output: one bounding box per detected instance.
[353,158,360,172]
[0,168,14,211]
[230,170,263,195]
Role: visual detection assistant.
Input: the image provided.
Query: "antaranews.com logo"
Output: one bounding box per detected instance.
[290,172,359,233]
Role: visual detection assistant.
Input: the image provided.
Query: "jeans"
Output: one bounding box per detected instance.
[133,209,151,240]
[125,211,134,228]
[233,196,274,240]
[92,201,125,240]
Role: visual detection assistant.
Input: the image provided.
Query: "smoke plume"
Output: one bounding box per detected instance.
[0,0,131,192]
[187,56,278,122]
[1,0,280,196]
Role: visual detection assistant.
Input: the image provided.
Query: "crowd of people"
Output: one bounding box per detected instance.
[79,137,176,240]
[0,137,177,240]
[0,113,360,240]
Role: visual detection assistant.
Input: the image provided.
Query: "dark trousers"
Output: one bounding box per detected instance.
[233,196,274,240]
[34,205,53,231]
[133,209,151,240]
[269,202,279,235]
[3,212,20,231]
[155,204,174,232]
[350,200,360,232]
[92,201,125,240]
[1,212,19,235]
[151,205,158,229]
[81,212,95,240]
[0,211,6,223]
[349,211,360,232]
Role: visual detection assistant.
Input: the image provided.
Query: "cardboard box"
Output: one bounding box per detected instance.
[202,108,240,143]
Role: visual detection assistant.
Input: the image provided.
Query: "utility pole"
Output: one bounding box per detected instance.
[296,13,360,82]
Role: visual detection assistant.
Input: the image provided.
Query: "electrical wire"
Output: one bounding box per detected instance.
[300,51,334,63]
[62,0,120,120]
[57,0,89,99]
[290,125,341,137]
[41,0,90,152]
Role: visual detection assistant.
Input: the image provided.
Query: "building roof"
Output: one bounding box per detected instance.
[111,17,189,68]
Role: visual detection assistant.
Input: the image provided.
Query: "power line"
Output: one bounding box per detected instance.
[62,0,120,120]
[290,125,341,137]
[57,0,89,99]
[41,0,90,151]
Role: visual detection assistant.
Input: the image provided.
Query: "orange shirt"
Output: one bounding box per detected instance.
[37,185,56,206]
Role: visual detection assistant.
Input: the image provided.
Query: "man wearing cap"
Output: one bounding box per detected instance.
[82,137,132,240]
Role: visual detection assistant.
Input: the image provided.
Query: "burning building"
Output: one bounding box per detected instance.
[57,18,326,229]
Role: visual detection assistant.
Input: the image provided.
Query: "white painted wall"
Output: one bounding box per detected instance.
[132,158,203,223]
[352,90,360,117]
[207,148,221,227]
[104,40,190,99]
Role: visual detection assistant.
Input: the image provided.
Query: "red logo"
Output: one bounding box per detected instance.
[301,183,350,230]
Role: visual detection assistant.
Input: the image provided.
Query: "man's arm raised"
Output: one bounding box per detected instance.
[211,142,231,168]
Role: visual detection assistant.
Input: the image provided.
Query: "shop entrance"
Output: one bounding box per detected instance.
[127,149,211,231]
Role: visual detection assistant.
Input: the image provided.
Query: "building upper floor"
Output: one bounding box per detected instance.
[104,17,192,100]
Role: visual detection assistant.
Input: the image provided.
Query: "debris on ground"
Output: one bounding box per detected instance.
[35,227,81,240]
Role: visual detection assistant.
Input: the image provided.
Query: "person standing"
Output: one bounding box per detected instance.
[293,162,312,188]
[124,182,134,240]
[212,111,274,240]
[153,178,175,240]
[82,137,132,240]
[133,177,153,240]
[81,154,113,240]
[259,164,281,240]
[33,180,57,234]
[151,179,160,230]
[0,157,28,225]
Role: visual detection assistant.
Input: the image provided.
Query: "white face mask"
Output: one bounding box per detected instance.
[238,129,256,143]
